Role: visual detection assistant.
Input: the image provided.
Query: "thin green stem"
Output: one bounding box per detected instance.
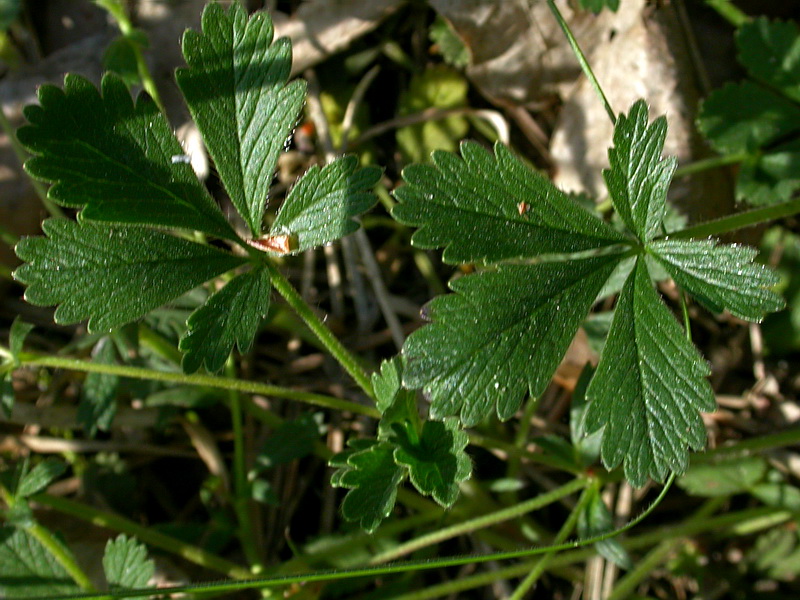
[668,196,800,240]
[225,358,262,573]
[369,477,588,564]
[693,427,800,462]
[26,521,97,591]
[93,0,165,111]
[31,493,254,580]
[508,486,591,600]
[704,0,749,27]
[264,261,375,399]
[17,352,379,418]
[673,152,747,178]
[546,0,615,125]
[0,106,65,218]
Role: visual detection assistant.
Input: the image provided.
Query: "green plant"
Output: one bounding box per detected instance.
[2,1,799,598]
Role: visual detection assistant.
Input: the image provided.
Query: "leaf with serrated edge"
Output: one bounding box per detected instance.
[604,100,676,242]
[392,141,626,264]
[332,440,404,533]
[180,266,271,373]
[103,534,154,591]
[393,417,471,507]
[738,17,800,103]
[16,458,67,498]
[649,239,784,321]
[585,259,716,487]
[0,527,80,599]
[14,219,246,333]
[270,156,381,252]
[176,2,306,236]
[17,74,234,240]
[373,357,420,438]
[402,254,622,426]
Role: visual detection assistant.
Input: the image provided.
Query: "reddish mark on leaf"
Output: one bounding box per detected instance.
[247,233,299,254]
[517,201,529,216]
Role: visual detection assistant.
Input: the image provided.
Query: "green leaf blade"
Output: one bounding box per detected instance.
[176,2,307,236]
[14,220,246,333]
[402,255,622,426]
[585,259,716,487]
[15,458,67,498]
[604,100,676,242]
[17,74,234,240]
[392,141,627,264]
[180,266,271,374]
[0,527,80,599]
[78,337,120,436]
[331,441,404,533]
[102,534,154,591]
[737,17,800,103]
[649,239,784,321]
[393,417,471,508]
[269,157,381,252]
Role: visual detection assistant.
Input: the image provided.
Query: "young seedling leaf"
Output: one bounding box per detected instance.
[331,440,404,533]
[392,141,627,264]
[14,219,246,333]
[604,100,676,242]
[577,486,632,570]
[15,458,67,498]
[373,357,420,437]
[180,266,271,373]
[648,239,784,321]
[585,259,716,487]
[9,317,34,359]
[0,527,80,599]
[17,74,235,240]
[103,534,155,591]
[402,255,622,426]
[78,337,120,436]
[176,2,306,236]
[269,157,381,253]
[737,17,800,103]
[393,418,471,508]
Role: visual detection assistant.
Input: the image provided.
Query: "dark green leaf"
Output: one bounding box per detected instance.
[256,413,322,469]
[392,141,627,264]
[604,100,676,242]
[15,458,67,498]
[14,219,246,333]
[679,456,767,497]
[393,418,471,507]
[103,36,141,87]
[270,157,381,252]
[0,0,21,31]
[402,255,621,426]
[373,357,420,437]
[9,317,34,359]
[176,2,306,236]
[698,81,800,154]
[577,0,620,13]
[103,534,154,591]
[0,527,80,598]
[17,74,234,240]
[738,17,800,103]
[737,138,800,205]
[585,259,716,487]
[331,440,404,533]
[78,337,120,436]
[649,239,784,321]
[577,486,632,570]
[569,364,602,467]
[180,266,271,373]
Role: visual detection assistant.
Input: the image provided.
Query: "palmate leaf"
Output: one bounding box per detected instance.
[180,266,271,373]
[738,17,800,103]
[14,219,245,333]
[585,259,716,487]
[270,157,382,253]
[17,74,235,240]
[648,239,784,321]
[392,140,626,264]
[176,2,306,236]
[604,99,676,242]
[402,255,622,426]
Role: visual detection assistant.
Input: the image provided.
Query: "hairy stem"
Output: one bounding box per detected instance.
[26,520,97,591]
[264,261,375,399]
[17,352,379,418]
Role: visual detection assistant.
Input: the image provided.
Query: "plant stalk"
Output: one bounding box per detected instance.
[669,195,800,239]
